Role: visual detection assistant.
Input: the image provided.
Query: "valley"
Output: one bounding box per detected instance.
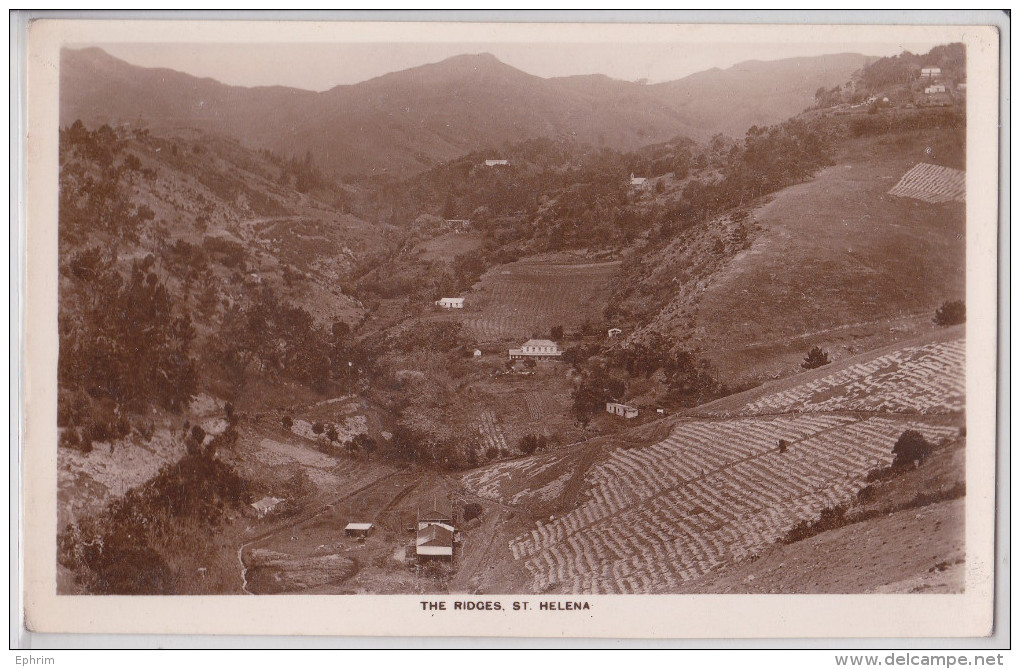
[54,43,969,597]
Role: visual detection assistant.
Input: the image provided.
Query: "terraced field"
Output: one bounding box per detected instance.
[460,260,619,341]
[506,415,957,593]
[723,338,965,416]
[888,162,966,203]
[461,334,965,594]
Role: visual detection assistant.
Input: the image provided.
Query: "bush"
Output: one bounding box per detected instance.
[325,425,339,442]
[463,502,483,522]
[519,433,547,456]
[802,346,830,369]
[934,300,966,326]
[892,429,932,468]
[312,421,325,435]
[282,415,293,429]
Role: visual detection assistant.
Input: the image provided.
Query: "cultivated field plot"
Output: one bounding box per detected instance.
[476,410,510,454]
[461,260,620,341]
[888,163,966,204]
[506,415,959,593]
[729,338,964,416]
[462,450,574,502]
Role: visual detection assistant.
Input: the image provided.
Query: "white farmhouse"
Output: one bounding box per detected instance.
[509,339,562,360]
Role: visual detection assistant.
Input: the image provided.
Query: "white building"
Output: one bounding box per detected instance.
[485,159,509,167]
[630,173,648,187]
[435,297,464,309]
[509,339,562,360]
[251,497,285,519]
[920,67,942,78]
[606,402,639,419]
[925,84,947,95]
[607,327,623,338]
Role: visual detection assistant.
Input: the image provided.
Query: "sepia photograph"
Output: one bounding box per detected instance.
[18,15,1002,640]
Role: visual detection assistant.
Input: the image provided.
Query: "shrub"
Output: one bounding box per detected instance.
[933,300,966,326]
[519,433,547,456]
[325,425,339,443]
[802,346,830,369]
[485,446,499,461]
[282,415,293,429]
[892,429,932,468]
[463,502,483,522]
[312,421,325,435]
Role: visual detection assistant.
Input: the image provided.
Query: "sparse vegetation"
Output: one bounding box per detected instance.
[802,346,831,370]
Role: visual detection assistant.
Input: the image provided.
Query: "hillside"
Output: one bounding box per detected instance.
[612,108,966,387]
[456,328,965,594]
[649,53,872,136]
[60,47,865,178]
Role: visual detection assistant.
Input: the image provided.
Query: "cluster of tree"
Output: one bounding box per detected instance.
[57,442,249,594]
[217,286,366,394]
[59,121,156,245]
[58,252,199,448]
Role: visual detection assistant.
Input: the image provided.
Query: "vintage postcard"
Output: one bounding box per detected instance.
[20,16,1002,639]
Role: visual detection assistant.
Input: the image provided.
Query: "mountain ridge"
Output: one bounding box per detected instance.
[61,47,868,176]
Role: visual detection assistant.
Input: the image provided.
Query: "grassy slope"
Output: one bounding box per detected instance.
[637,124,965,385]
[680,439,965,594]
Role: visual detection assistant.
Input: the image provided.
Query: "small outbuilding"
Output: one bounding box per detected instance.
[435,297,465,309]
[473,349,483,358]
[607,327,623,338]
[344,522,374,539]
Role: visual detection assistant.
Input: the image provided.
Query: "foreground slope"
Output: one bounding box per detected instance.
[458,328,964,594]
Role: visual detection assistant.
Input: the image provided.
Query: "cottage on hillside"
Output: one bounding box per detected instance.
[485,159,509,167]
[509,339,562,360]
[606,402,639,419]
[925,84,947,95]
[607,327,623,338]
[251,496,285,519]
[920,67,942,78]
[630,173,648,188]
[435,297,465,309]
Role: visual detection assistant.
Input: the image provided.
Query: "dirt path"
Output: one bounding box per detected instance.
[237,468,404,594]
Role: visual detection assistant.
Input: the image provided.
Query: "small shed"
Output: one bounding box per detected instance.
[344,522,374,539]
[607,327,623,338]
[473,349,483,358]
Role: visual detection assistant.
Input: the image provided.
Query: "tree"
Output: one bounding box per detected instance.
[522,357,537,370]
[892,429,932,468]
[463,502,483,522]
[934,300,966,326]
[282,415,293,430]
[325,424,339,443]
[802,346,831,370]
[518,433,547,456]
[312,421,325,435]
[550,325,564,341]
